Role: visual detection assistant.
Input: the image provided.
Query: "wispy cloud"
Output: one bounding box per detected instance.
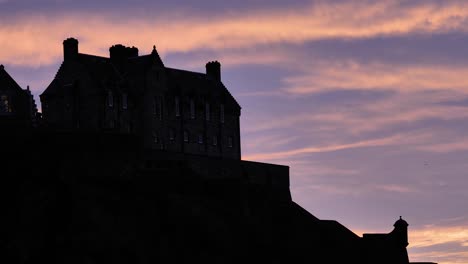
[243,131,429,161]
[418,137,468,153]
[284,61,468,94]
[2,1,468,66]
[408,224,468,264]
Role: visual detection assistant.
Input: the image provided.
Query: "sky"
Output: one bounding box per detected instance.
[1,0,468,263]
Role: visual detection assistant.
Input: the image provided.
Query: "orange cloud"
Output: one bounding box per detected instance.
[2,1,468,66]
[353,222,468,264]
[408,224,468,264]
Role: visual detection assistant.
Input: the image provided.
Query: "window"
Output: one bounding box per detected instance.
[153,96,162,120]
[213,136,218,146]
[205,102,210,121]
[122,94,128,110]
[107,91,114,107]
[228,136,233,148]
[220,104,225,123]
[175,96,180,117]
[153,133,159,143]
[198,134,204,144]
[183,131,189,142]
[190,99,195,119]
[169,129,175,141]
[0,95,12,113]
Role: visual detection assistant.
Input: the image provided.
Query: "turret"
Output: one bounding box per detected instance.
[392,216,409,247]
[206,61,221,82]
[63,38,79,61]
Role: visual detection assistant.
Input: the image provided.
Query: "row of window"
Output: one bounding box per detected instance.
[105,92,227,124]
[107,91,128,110]
[154,96,225,123]
[153,131,233,148]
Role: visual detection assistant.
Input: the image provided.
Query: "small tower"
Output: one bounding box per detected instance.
[392,216,409,247]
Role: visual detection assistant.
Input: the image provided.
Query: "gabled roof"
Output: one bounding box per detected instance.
[0,65,24,92]
[165,67,241,110]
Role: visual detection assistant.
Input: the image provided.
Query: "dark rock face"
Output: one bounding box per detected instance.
[1,131,415,264]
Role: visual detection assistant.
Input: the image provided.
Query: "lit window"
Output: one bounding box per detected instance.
[122,94,128,110]
[213,136,217,146]
[175,96,180,117]
[228,137,233,148]
[183,131,189,142]
[220,104,225,123]
[205,102,210,121]
[190,99,195,119]
[107,91,114,107]
[198,134,204,144]
[0,95,12,113]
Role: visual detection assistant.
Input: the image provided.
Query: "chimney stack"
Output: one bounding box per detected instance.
[63,38,79,61]
[110,44,139,63]
[206,61,221,82]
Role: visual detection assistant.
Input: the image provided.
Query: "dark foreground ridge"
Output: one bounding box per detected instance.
[0,38,436,264]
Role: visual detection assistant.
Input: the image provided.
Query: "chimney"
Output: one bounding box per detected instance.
[206,61,221,82]
[110,44,139,63]
[63,38,79,61]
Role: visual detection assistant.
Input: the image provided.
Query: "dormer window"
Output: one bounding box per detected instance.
[0,95,12,114]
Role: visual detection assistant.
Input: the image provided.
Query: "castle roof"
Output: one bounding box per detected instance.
[41,44,241,110]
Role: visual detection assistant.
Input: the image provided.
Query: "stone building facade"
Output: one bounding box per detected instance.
[40,38,241,159]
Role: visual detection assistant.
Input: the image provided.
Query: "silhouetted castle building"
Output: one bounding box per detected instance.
[0,38,437,264]
[40,38,240,159]
[0,65,38,129]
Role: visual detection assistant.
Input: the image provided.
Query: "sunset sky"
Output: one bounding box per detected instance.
[2,0,468,263]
